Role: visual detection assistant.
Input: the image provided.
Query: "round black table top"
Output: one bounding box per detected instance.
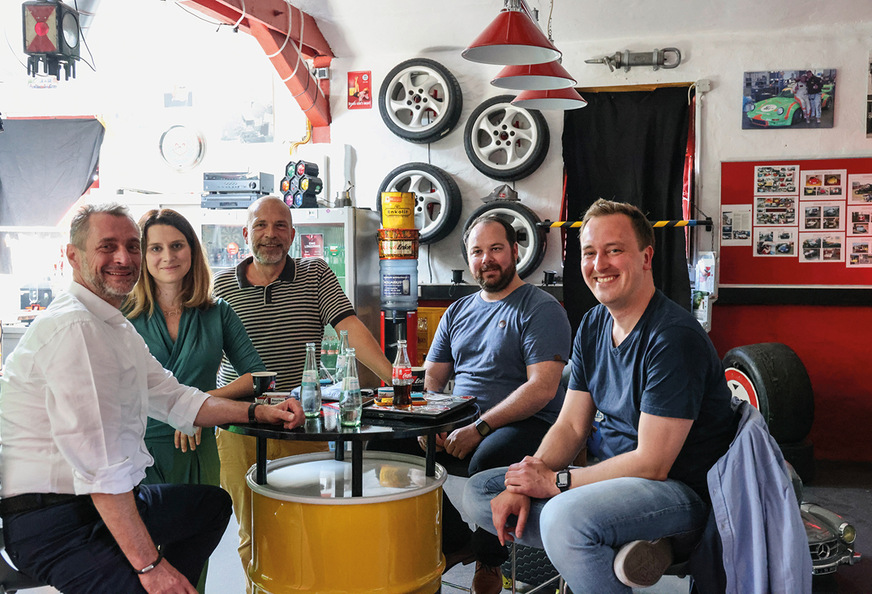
[221,402,480,443]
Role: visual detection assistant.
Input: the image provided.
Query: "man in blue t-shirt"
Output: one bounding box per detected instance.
[377,214,571,594]
[464,200,735,593]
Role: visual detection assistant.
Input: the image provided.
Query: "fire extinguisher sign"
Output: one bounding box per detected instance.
[348,71,372,110]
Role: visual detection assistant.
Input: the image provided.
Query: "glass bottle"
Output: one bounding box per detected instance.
[339,347,362,427]
[392,339,413,409]
[300,343,322,417]
[334,329,350,383]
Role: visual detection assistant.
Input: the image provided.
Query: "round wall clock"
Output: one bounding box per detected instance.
[159,125,205,170]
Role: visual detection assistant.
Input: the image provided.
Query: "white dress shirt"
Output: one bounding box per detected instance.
[0,282,209,498]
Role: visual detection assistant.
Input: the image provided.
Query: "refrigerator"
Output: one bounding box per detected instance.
[200,206,382,386]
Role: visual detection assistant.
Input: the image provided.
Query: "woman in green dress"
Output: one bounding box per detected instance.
[124,208,265,591]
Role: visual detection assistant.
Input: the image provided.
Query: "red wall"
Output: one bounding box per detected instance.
[709,303,872,462]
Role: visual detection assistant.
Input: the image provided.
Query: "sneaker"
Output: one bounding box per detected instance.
[613,539,673,588]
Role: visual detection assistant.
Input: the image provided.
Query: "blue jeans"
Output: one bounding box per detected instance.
[2,484,231,593]
[808,93,822,119]
[463,468,709,594]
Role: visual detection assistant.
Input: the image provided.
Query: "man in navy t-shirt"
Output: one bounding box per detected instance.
[464,200,735,593]
[376,213,571,594]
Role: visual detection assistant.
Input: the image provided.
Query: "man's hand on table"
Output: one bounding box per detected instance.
[257,398,305,430]
[504,455,561,498]
[443,424,483,460]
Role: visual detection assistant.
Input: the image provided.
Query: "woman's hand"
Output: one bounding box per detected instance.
[174,428,202,452]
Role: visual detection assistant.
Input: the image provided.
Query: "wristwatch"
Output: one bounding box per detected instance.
[555,468,572,492]
[474,418,492,437]
[248,402,261,424]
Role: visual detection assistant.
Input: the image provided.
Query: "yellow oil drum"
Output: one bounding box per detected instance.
[381,192,416,229]
[247,451,446,594]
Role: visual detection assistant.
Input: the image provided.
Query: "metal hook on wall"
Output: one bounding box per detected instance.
[585,48,682,72]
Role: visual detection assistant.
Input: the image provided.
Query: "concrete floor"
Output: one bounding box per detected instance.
[18,460,871,593]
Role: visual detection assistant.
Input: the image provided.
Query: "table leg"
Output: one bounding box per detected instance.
[335,439,345,461]
[351,442,363,497]
[256,436,267,485]
[425,431,436,477]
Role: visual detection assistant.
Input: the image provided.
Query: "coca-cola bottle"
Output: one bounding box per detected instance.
[392,339,413,409]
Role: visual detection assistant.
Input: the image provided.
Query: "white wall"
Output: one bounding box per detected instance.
[3,1,871,284]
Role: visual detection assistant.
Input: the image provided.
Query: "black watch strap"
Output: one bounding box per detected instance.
[475,418,492,437]
[556,468,571,492]
[135,550,163,574]
[248,402,261,423]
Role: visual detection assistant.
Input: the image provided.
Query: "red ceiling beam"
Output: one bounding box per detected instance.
[182,0,332,140]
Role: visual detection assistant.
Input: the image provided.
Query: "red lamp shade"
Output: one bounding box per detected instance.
[492,61,577,90]
[462,8,561,66]
[512,88,588,110]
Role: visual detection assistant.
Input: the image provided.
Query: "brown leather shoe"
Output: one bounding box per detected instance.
[471,561,503,594]
[443,542,475,573]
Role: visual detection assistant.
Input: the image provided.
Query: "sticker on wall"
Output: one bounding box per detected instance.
[754,165,798,195]
[754,226,797,257]
[753,195,796,226]
[348,71,372,110]
[798,232,844,263]
[742,68,836,130]
[847,206,872,236]
[800,169,846,198]
[848,174,872,204]
[721,204,752,246]
[800,201,844,232]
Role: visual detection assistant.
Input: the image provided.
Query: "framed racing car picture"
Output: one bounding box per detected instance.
[742,68,837,129]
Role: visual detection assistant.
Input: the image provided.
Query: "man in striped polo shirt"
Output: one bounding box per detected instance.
[213,195,392,590]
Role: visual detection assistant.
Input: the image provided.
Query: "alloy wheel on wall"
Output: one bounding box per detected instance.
[377,163,463,244]
[463,95,549,181]
[462,201,547,279]
[378,58,463,144]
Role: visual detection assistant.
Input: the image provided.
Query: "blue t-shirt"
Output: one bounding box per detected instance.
[427,283,571,423]
[569,290,734,497]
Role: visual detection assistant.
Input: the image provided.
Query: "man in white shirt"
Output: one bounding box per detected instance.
[0,203,304,594]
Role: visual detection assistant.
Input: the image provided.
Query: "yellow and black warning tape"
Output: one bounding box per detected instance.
[538,217,713,231]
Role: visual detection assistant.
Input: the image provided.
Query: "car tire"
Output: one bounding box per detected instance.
[792,106,804,125]
[378,58,463,144]
[376,163,463,244]
[462,201,547,279]
[463,95,549,181]
[780,440,815,485]
[723,343,815,444]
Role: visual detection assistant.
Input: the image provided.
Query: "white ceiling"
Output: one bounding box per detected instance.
[290,0,872,58]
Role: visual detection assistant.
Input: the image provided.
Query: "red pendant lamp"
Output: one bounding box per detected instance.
[462,1,561,66]
[491,60,576,90]
[512,87,588,110]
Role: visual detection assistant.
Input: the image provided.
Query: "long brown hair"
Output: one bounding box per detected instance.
[124,209,214,319]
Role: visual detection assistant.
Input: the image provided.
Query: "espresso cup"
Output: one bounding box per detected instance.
[252,371,277,396]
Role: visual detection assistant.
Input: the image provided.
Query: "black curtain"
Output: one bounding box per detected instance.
[562,87,692,334]
[0,117,104,273]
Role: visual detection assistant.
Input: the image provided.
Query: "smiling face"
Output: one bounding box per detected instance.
[144,224,192,288]
[466,220,519,293]
[244,197,295,266]
[68,213,142,307]
[581,213,654,313]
